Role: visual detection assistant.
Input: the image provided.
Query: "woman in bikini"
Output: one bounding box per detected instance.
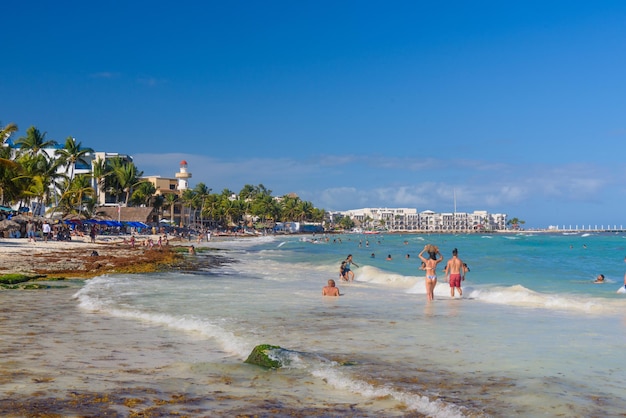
[418,245,444,301]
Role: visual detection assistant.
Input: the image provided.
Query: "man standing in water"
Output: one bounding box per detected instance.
[322,279,341,296]
[445,248,467,298]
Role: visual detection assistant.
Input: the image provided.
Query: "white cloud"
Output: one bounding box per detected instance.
[131,152,620,224]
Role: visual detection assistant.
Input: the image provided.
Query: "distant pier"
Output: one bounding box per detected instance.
[547,225,626,233]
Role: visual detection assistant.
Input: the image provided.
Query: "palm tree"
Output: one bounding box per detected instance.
[14,152,65,214]
[14,126,57,157]
[201,194,220,227]
[179,188,197,227]
[91,157,110,204]
[0,121,18,146]
[112,160,143,205]
[55,136,94,180]
[296,200,313,221]
[250,194,279,225]
[56,174,95,215]
[0,142,21,205]
[152,194,164,223]
[239,184,256,201]
[163,193,178,224]
[280,195,300,221]
[192,183,212,228]
[130,181,156,206]
[220,197,244,228]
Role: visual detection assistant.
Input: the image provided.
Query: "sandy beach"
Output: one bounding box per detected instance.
[0,237,249,417]
[0,236,189,279]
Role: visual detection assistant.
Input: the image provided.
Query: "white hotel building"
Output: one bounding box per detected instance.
[337,208,507,232]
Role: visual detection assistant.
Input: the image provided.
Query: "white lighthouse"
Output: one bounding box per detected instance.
[175,160,192,191]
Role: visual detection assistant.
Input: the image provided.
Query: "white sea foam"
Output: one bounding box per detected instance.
[311,366,465,418]
[74,276,252,357]
[353,265,418,288]
[468,284,626,314]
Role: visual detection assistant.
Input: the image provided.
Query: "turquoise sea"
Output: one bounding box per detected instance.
[74,232,626,416]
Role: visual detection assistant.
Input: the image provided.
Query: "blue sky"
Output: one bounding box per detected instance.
[2,1,626,228]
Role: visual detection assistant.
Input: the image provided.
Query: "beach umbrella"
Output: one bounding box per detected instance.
[9,214,31,223]
[0,219,20,231]
[63,213,86,221]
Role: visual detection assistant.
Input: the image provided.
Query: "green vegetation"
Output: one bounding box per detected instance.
[507,217,526,229]
[0,273,45,284]
[0,273,64,289]
[1,121,327,230]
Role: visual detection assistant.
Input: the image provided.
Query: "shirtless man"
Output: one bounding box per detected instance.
[418,245,444,301]
[445,248,467,297]
[322,279,341,296]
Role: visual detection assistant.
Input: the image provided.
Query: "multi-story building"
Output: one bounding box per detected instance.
[338,208,508,232]
[142,161,193,227]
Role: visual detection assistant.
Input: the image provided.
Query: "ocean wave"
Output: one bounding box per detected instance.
[201,235,277,250]
[468,284,625,314]
[310,364,465,418]
[352,265,418,288]
[264,347,466,417]
[74,276,252,357]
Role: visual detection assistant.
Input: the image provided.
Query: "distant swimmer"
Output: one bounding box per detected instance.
[322,279,341,296]
[386,254,392,260]
[594,274,605,283]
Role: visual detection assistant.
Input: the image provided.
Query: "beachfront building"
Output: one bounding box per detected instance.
[175,160,192,191]
[92,152,134,206]
[142,161,194,227]
[338,207,507,232]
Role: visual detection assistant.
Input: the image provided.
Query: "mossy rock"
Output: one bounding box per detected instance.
[244,344,284,369]
[0,274,45,285]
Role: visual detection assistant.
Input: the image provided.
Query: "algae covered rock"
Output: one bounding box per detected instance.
[244,344,284,369]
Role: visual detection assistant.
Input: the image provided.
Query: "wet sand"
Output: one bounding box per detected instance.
[0,287,415,417]
[0,239,404,417]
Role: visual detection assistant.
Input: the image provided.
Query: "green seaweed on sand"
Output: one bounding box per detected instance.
[0,273,45,285]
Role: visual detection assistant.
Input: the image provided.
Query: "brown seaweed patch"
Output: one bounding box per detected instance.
[123,397,144,408]
[32,376,55,383]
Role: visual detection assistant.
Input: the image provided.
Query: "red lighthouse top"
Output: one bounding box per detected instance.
[180,160,188,166]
